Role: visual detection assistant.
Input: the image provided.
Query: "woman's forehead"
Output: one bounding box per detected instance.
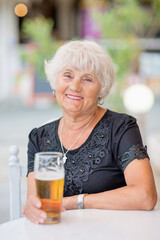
[60,66,96,75]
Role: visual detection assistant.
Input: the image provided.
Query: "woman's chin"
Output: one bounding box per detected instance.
[62,104,82,113]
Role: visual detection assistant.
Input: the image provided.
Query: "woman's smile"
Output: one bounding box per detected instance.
[65,94,84,101]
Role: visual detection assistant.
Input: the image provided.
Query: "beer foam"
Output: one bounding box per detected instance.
[35,171,64,181]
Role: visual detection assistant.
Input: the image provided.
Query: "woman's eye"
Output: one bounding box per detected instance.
[64,74,71,79]
[84,78,92,83]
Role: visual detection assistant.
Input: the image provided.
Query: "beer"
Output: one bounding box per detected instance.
[36,176,64,224]
[34,152,64,224]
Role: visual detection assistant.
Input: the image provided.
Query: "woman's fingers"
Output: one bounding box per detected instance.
[23,194,47,224]
[28,207,46,224]
[31,194,42,208]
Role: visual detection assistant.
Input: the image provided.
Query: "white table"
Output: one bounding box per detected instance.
[0,209,160,240]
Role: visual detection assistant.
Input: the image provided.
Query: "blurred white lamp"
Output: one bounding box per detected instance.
[123,84,154,114]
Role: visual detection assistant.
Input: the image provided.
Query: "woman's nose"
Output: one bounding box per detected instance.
[69,78,81,91]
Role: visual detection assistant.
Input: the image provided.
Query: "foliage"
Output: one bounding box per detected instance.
[21,16,60,77]
[93,0,160,110]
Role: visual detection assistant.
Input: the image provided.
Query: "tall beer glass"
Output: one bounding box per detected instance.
[34,152,64,224]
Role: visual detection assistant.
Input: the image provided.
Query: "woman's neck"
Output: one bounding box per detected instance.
[61,106,100,131]
[60,106,107,132]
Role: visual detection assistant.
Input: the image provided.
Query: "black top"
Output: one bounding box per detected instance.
[27,109,149,197]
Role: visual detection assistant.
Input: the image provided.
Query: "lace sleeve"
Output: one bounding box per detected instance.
[118,144,149,171]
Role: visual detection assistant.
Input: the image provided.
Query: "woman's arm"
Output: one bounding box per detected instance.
[23,172,47,224]
[63,158,157,210]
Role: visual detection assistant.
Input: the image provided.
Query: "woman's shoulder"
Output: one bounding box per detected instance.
[106,109,137,125]
[38,118,60,130]
[100,109,138,136]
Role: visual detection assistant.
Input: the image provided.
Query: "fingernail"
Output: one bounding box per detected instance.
[36,201,41,208]
[41,212,46,218]
[39,218,44,224]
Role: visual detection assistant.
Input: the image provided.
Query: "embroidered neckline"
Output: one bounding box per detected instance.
[56,109,110,154]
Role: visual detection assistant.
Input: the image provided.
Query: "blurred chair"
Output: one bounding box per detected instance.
[8,145,27,220]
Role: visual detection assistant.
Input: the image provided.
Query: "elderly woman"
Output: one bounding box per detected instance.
[24,40,157,224]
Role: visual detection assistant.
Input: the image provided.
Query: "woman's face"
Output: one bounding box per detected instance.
[55,67,101,114]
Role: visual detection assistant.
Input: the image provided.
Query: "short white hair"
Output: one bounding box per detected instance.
[45,40,115,99]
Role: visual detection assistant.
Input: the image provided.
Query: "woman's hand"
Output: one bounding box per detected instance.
[23,194,47,224]
[24,172,47,224]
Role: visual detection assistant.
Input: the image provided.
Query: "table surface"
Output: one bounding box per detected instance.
[0,209,160,240]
